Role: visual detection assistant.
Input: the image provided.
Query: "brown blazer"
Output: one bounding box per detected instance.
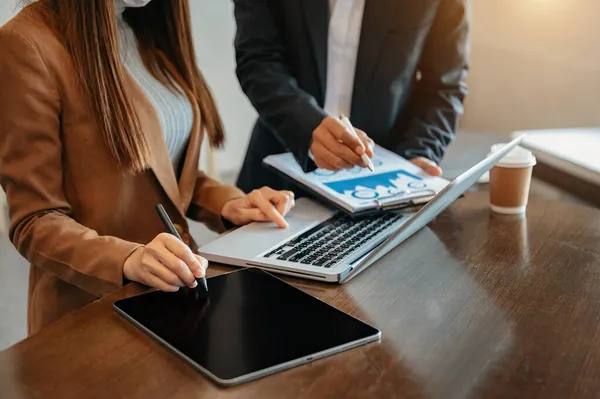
[0,6,244,335]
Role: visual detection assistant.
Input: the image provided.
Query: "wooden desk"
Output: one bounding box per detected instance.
[1,189,600,399]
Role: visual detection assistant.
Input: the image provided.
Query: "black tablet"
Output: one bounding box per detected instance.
[113,268,380,386]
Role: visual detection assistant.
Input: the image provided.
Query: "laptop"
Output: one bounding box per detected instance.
[199,136,524,283]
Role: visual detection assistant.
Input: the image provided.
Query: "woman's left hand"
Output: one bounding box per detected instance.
[221,187,296,228]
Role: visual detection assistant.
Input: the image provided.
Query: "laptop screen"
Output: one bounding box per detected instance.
[342,136,524,282]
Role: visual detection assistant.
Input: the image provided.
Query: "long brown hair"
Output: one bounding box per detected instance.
[27,0,224,172]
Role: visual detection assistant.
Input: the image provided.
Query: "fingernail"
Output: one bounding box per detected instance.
[355,146,365,154]
[191,280,198,288]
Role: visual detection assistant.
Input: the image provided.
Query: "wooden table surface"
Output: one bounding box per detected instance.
[1,185,600,399]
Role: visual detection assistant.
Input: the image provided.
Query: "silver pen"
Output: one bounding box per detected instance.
[340,113,375,172]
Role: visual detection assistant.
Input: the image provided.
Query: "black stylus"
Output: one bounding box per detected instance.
[154,204,209,295]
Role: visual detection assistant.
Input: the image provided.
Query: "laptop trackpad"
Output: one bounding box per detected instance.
[199,198,334,258]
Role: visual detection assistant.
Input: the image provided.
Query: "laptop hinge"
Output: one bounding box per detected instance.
[245,263,328,280]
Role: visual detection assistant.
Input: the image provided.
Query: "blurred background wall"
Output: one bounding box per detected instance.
[462,0,600,134]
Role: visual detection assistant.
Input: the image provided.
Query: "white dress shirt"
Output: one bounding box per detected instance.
[324,0,366,118]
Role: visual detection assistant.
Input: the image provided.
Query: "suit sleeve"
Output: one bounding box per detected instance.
[393,0,470,164]
[0,29,143,297]
[186,172,244,232]
[233,0,327,172]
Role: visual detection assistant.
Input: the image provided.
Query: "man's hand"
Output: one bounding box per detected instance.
[410,157,443,176]
[310,116,374,171]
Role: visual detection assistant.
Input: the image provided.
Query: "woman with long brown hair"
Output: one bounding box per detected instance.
[0,0,295,335]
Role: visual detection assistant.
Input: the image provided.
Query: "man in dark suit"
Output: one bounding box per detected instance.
[234,0,470,194]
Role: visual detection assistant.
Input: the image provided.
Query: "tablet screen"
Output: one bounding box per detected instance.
[113,269,380,385]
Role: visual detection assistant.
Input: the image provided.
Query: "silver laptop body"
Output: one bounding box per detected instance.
[199,136,523,283]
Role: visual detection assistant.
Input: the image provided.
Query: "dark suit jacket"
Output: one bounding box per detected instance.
[234,0,470,193]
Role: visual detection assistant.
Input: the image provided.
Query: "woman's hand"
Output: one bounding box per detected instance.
[123,233,208,292]
[221,187,295,228]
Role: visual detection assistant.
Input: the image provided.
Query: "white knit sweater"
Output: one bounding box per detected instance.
[116,1,194,171]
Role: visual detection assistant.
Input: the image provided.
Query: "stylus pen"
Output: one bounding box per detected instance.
[155,204,209,294]
[340,113,375,172]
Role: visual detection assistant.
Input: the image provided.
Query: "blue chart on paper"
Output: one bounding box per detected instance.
[323,170,426,200]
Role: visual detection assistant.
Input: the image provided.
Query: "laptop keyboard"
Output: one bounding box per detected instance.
[262,213,402,268]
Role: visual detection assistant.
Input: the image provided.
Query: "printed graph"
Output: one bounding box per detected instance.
[323,170,426,200]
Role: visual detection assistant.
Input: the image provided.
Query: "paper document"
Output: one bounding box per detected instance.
[263,145,449,213]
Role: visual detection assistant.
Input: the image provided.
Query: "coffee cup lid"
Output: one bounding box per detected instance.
[489,144,537,168]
